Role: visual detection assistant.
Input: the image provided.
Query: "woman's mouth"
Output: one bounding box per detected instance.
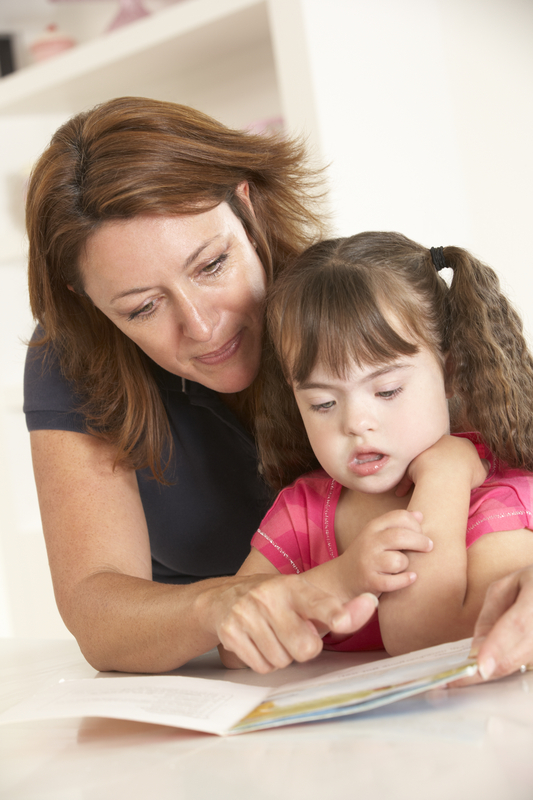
[194,332,243,366]
[348,452,389,477]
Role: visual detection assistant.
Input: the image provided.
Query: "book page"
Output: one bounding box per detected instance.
[0,675,271,736]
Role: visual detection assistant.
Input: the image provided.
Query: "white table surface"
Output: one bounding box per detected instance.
[1,637,533,800]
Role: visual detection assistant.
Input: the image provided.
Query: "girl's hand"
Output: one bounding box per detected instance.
[211,573,379,673]
[395,434,489,497]
[338,509,432,596]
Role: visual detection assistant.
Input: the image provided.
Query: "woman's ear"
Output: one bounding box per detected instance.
[235,181,255,216]
[66,285,75,292]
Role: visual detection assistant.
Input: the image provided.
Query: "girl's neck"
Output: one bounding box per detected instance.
[334,485,412,556]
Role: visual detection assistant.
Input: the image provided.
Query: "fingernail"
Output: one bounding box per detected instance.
[479,656,496,681]
[360,592,379,608]
[469,637,486,659]
[427,539,433,550]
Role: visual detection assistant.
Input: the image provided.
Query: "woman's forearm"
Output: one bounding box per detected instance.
[32,429,268,673]
[68,570,293,673]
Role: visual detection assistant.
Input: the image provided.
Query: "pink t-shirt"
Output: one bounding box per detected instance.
[251,433,533,651]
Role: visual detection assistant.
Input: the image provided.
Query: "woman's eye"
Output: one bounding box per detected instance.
[377,387,403,400]
[310,400,336,412]
[201,253,228,275]
[127,300,156,321]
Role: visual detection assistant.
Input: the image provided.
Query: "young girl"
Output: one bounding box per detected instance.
[219,231,533,665]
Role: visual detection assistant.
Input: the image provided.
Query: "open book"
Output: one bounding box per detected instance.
[0,639,476,736]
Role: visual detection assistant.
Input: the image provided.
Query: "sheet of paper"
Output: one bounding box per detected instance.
[0,675,271,736]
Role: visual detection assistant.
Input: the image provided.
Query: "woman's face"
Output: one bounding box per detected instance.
[80,188,267,394]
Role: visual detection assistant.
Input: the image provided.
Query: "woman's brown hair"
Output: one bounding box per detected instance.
[258,231,533,490]
[26,96,326,480]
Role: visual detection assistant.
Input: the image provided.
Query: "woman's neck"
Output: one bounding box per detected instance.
[218,390,254,432]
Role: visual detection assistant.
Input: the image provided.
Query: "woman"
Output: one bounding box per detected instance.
[24,96,382,673]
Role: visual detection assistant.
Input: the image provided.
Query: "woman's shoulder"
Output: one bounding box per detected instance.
[23,336,89,433]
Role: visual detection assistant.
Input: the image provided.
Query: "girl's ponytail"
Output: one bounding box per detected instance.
[445,247,533,470]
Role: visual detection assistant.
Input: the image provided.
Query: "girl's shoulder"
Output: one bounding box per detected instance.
[258,469,339,537]
[277,469,337,503]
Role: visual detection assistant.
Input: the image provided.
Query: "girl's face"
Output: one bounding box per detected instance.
[80,186,267,394]
[292,345,450,494]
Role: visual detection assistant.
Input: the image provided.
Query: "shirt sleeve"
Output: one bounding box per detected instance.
[467,469,533,547]
[251,474,336,574]
[23,334,88,434]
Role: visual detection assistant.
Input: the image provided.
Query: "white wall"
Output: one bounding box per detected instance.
[0,113,73,638]
[296,0,533,338]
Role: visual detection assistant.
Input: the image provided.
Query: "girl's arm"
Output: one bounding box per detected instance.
[218,508,430,670]
[32,429,366,673]
[378,436,533,654]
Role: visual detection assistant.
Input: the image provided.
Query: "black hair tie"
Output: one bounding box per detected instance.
[430,246,447,272]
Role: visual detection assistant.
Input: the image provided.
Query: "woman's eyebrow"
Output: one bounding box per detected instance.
[295,362,412,391]
[110,234,223,303]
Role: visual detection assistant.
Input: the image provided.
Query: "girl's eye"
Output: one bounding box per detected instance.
[377,387,403,400]
[201,253,228,276]
[310,400,336,412]
[127,300,156,321]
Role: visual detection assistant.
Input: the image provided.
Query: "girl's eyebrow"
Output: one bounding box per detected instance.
[110,234,223,304]
[295,362,412,392]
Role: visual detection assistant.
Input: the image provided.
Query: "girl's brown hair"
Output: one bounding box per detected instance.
[26,96,326,480]
[258,231,533,490]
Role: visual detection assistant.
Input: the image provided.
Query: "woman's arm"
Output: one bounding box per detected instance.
[32,429,367,673]
[377,437,533,655]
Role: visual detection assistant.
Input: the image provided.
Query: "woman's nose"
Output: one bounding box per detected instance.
[175,292,217,342]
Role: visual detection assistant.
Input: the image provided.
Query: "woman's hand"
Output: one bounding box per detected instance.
[456,566,533,684]
[211,572,379,673]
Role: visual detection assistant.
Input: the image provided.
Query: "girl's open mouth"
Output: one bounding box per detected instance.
[348,452,389,477]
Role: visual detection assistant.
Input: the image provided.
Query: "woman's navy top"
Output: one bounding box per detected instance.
[23,341,272,584]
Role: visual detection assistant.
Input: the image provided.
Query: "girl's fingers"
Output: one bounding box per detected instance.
[380,550,410,574]
[374,571,417,594]
[380,529,433,554]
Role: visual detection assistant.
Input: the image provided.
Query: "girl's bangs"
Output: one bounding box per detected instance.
[276,272,421,385]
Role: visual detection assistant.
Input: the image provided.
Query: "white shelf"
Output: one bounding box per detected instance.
[0,0,280,127]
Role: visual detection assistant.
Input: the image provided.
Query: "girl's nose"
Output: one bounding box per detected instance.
[343,401,376,436]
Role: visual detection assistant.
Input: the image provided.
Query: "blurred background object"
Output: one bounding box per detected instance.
[0,34,15,76]
[29,22,76,62]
